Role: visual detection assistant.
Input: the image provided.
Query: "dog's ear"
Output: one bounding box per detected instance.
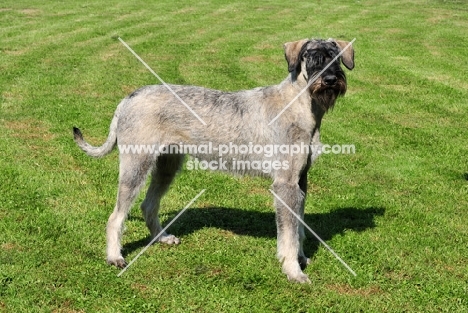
[283,39,309,73]
[334,40,354,70]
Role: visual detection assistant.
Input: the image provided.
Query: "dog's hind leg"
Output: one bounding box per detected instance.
[106,153,153,268]
[140,154,184,245]
[273,179,310,283]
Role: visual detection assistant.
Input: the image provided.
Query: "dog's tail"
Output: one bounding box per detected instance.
[73,102,122,158]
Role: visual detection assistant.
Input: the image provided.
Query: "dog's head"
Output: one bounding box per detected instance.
[284,38,354,110]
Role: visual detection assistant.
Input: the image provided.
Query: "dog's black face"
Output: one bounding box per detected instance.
[301,40,349,109]
[284,38,354,111]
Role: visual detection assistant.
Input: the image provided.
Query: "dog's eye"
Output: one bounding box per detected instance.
[305,50,315,59]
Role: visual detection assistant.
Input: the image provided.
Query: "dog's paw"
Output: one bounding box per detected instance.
[283,260,311,283]
[287,272,311,284]
[158,234,180,245]
[107,257,127,269]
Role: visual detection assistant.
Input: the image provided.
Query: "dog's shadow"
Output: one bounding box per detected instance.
[123,206,385,259]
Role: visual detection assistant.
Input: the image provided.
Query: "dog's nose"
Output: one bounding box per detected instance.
[323,75,337,86]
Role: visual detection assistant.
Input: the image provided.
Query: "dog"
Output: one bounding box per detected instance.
[73,38,354,283]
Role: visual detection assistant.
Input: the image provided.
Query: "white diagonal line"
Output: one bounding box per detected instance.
[118,37,207,126]
[117,189,206,277]
[268,38,356,125]
[269,189,357,277]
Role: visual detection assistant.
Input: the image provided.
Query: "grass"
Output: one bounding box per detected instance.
[1,0,467,312]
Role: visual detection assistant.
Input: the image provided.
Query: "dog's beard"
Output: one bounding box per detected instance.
[309,76,346,112]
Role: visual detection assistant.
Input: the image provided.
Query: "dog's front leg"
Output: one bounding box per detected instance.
[298,166,311,270]
[272,180,310,283]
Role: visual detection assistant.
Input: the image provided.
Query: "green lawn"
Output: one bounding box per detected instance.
[1,0,467,312]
